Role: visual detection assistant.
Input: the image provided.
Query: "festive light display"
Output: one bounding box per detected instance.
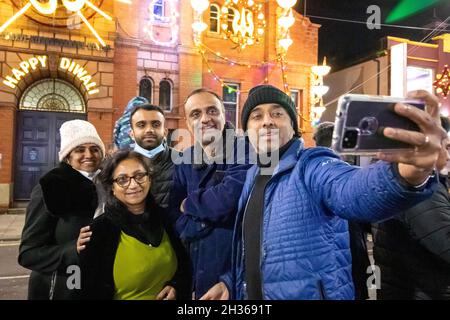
[0,0,113,47]
[276,0,296,53]
[2,55,99,95]
[386,0,439,23]
[310,57,331,127]
[434,65,450,99]
[190,0,265,50]
[220,0,266,50]
[144,0,179,46]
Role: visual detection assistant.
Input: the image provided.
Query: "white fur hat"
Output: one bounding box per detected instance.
[58,120,105,161]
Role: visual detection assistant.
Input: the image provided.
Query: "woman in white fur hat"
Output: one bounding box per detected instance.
[18,119,105,300]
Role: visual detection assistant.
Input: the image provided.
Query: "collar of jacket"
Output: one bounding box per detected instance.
[247,138,304,180]
[39,162,98,217]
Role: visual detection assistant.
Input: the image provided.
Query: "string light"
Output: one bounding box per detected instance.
[198,48,277,94]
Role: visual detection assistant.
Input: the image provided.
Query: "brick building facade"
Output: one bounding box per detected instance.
[0,0,319,207]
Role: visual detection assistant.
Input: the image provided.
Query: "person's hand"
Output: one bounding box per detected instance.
[200,282,229,300]
[76,226,92,254]
[180,198,186,213]
[156,285,176,300]
[377,90,446,185]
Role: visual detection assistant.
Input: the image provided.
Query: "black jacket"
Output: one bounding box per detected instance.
[147,145,179,209]
[18,162,97,300]
[80,198,190,300]
[373,177,450,300]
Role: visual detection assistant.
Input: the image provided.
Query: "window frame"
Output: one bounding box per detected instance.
[222,82,240,127]
[209,3,220,34]
[139,77,154,104]
[159,79,172,111]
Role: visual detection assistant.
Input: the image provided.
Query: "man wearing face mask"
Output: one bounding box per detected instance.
[129,104,178,209]
[169,88,252,299]
[201,85,445,300]
[372,116,450,300]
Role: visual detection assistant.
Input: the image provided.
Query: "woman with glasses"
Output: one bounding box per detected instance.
[77,150,189,300]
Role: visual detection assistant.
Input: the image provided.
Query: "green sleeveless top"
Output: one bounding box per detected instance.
[113,230,177,300]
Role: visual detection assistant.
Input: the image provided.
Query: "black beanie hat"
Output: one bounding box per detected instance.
[241,85,300,137]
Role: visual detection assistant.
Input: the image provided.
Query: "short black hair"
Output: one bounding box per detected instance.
[130,103,165,127]
[313,121,335,147]
[98,150,153,200]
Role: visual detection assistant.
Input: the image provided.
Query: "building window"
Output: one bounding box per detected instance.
[223,83,240,127]
[139,77,153,103]
[20,79,85,113]
[290,89,303,127]
[209,4,220,33]
[153,0,165,21]
[227,8,236,32]
[290,89,300,109]
[159,79,172,110]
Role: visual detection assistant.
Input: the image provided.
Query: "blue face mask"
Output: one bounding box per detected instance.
[134,142,165,159]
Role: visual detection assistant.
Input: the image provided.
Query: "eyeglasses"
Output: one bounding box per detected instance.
[112,172,149,188]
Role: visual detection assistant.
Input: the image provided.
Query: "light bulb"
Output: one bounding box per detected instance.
[278,37,293,50]
[192,21,208,32]
[276,0,297,10]
[190,0,210,13]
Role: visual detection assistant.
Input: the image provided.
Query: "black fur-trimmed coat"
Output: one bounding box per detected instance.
[18,162,98,300]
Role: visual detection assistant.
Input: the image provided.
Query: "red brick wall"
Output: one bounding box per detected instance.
[0,106,16,184]
[88,112,114,152]
[112,45,138,121]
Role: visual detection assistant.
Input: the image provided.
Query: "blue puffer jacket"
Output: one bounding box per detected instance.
[168,129,253,299]
[223,139,436,300]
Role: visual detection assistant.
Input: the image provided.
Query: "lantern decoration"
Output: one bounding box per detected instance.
[276,0,297,53]
[434,65,450,99]
[220,0,266,50]
[144,0,179,47]
[310,57,331,127]
[190,0,209,44]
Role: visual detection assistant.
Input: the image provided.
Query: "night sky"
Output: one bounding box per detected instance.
[295,0,450,70]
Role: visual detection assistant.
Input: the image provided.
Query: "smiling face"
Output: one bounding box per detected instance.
[112,158,151,212]
[130,109,167,150]
[246,103,295,154]
[184,91,226,148]
[67,143,102,173]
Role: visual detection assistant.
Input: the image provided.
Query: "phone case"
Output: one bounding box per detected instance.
[332,94,424,155]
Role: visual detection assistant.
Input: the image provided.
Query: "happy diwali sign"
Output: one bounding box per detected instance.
[2,55,99,95]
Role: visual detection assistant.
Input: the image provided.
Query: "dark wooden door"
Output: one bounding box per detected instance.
[14,111,86,200]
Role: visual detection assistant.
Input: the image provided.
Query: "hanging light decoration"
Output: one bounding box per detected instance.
[433,65,450,99]
[220,0,266,50]
[276,0,297,54]
[190,0,210,45]
[310,57,331,127]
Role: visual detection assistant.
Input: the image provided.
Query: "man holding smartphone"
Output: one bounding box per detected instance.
[201,85,445,300]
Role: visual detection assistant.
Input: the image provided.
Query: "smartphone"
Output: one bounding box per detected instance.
[331,94,425,155]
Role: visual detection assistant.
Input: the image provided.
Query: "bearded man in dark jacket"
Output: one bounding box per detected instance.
[129,104,179,209]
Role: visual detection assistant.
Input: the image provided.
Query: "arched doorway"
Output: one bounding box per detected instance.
[14,79,87,200]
